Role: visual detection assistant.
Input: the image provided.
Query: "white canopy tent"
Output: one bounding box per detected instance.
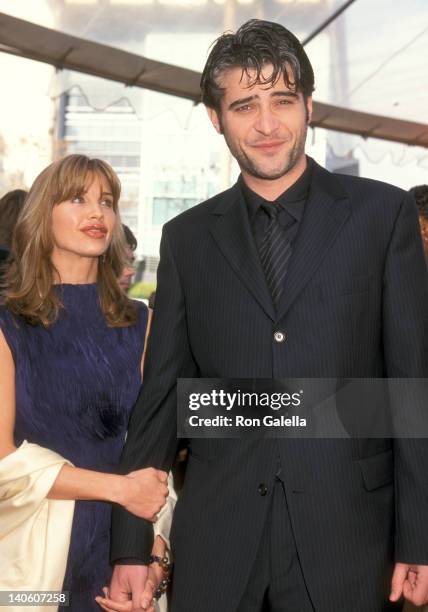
[1,9,427,148]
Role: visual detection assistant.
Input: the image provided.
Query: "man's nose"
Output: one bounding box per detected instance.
[254,107,280,136]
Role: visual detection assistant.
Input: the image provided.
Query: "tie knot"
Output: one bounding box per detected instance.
[260,202,281,219]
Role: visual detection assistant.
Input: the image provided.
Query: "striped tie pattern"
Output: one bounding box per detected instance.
[259,203,294,308]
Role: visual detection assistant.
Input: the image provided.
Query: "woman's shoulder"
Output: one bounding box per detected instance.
[131,298,148,316]
[129,298,148,331]
[0,302,18,327]
[0,303,24,357]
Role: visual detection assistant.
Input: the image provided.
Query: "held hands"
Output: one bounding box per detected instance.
[96,565,153,612]
[121,468,168,521]
[96,537,169,612]
[390,562,428,607]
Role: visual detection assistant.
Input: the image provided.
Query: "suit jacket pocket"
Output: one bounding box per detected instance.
[358,449,394,491]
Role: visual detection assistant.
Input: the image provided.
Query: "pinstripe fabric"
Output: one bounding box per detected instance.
[258,203,294,307]
[236,480,314,611]
[111,160,428,612]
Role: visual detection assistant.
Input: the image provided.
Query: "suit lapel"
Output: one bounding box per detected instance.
[276,161,351,320]
[208,163,350,323]
[209,184,276,321]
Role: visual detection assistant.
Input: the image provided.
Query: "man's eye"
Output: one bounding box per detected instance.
[236,104,252,112]
[277,99,292,105]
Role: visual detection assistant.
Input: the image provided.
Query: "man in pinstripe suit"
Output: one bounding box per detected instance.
[107,20,428,612]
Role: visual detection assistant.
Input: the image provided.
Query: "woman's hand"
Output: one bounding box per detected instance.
[147,535,169,601]
[120,468,168,521]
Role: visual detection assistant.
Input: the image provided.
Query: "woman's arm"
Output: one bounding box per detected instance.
[0,329,168,521]
[0,329,17,459]
[141,305,153,379]
[47,464,167,522]
[141,300,178,542]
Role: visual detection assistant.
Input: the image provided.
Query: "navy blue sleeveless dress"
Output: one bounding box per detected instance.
[0,284,148,611]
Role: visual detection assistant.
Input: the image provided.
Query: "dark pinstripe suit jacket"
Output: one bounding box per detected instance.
[111,160,428,612]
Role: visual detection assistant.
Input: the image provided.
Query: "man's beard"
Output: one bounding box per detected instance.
[221,124,308,181]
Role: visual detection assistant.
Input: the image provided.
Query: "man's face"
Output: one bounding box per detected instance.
[118,245,136,292]
[207,64,312,182]
[419,215,428,261]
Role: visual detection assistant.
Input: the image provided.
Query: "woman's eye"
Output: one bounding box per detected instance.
[71,195,84,204]
[101,199,113,208]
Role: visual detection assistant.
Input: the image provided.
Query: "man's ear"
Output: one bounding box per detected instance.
[306,96,313,125]
[206,106,222,134]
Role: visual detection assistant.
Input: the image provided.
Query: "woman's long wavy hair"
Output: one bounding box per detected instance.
[3,154,138,327]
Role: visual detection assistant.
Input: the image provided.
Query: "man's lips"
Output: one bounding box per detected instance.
[81,225,107,239]
[250,141,286,152]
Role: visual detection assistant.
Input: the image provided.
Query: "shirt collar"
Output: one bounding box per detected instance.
[239,156,313,223]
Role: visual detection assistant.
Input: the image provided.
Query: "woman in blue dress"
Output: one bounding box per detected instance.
[0,155,168,611]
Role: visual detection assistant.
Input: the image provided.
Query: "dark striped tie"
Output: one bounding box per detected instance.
[258,203,294,308]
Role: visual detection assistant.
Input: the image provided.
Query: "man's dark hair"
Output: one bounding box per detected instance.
[409,185,428,219]
[200,19,315,111]
[123,224,137,251]
[0,189,27,248]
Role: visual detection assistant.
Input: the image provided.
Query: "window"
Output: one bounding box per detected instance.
[152,197,198,225]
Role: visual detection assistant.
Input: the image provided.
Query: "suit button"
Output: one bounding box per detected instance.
[258,483,268,496]
[274,331,286,343]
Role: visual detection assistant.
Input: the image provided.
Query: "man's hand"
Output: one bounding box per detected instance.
[96,565,153,612]
[390,562,428,606]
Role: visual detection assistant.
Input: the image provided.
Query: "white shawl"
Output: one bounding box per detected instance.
[0,441,74,611]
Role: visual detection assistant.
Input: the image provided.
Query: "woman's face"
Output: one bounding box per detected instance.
[51,173,116,261]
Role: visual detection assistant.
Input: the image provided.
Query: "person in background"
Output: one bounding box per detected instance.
[409,184,428,263]
[0,189,27,278]
[0,155,169,611]
[119,224,137,292]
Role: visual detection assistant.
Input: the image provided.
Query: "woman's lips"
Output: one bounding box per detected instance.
[81,227,107,239]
